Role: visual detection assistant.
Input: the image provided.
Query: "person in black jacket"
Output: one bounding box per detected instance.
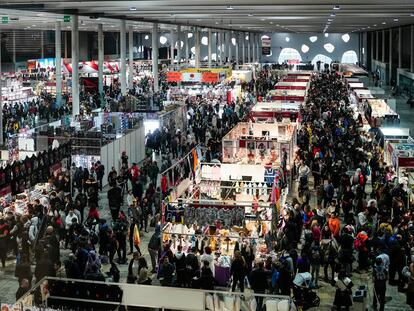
[231,251,247,292]
[174,245,187,287]
[15,278,30,300]
[15,255,33,286]
[185,247,199,283]
[198,260,215,290]
[113,217,128,264]
[108,184,123,221]
[250,261,270,311]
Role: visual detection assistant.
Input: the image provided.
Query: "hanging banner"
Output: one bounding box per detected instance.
[181,72,202,82]
[201,72,219,83]
[261,36,271,56]
[166,72,183,82]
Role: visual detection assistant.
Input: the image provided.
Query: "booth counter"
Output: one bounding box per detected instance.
[340,63,369,77]
[231,70,253,83]
[275,81,308,90]
[355,89,375,102]
[348,82,366,89]
[363,99,400,127]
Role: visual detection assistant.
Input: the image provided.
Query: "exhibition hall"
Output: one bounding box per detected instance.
[0,0,414,310]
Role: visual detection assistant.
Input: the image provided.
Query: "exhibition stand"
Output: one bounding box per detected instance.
[250,101,300,122]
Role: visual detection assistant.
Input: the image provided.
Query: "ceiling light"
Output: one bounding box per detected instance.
[32,24,36,27]
[382,22,386,24]
[333,5,340,10]
[215,21,219,24]
[373,24,377,26]
[330,13,336,17]
[410,13,414,17]
[325,33,329,37]
[129,7,137,11]
[37,13,44,17]
[328,19,333,22]
[248,13,253,17]
[226,5,233,10]
[269,22,273,24]
[196,19,201,21]
[394,18,399,22]
[367,26,370,29]
[276,24,280,26]
[260,18,265,21]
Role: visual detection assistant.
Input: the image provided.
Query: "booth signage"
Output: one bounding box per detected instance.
[2,16,8,24]
[261,36,271,55]
[166,72,182,82]
[63,15,71,23]
[181,72,202,82]
[201,72,219,83]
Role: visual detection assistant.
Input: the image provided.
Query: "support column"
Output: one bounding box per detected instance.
[389,29,392,84]
[247,33,251,63]
[170,28,175,65]
[98,24,104,97]
[185,29,189,66]
[129,26,134,90]
[370,32,374,70]
[382,30,385,63]
[208,29,212,68]
[398,26,402,69]
[41,30,44,59]
[71,15,79,116]
[120,20,127,94]
[177,25,181,65]
[242,33,245,64]
[195,28,200,68]
[0,31,3,145]
[152,23,159,92]
[55,21,62,108]
[12,30,16,71]
[235,33,239,67]
[257,35,260,62]
[218,31,223,66]
[376,31,379,60]
[252,34,256,62]
[411,25,414,73]
[228,31,232,62]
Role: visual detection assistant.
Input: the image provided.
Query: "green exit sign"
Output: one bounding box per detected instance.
[2,16,8,24]
[63,15,71,23]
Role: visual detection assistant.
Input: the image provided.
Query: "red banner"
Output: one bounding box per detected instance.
[271,96,305,101]
[275,85,306,90]
[201,72,219,83]
[166,72,183,82]
[398,157,414,167]
[283,78,309,82]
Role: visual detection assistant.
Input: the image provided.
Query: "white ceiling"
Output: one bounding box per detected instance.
[0,0,414,33]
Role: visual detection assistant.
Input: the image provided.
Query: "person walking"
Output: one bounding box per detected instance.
[333,271,353,311]
[231,251,247,293]
[108,183,122,221]
[250,261,269,311]
[372,257,388,311]
[95,161,105,191]
[147,225,161,273]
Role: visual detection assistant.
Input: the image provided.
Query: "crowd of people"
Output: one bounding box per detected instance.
[1,67,414,311]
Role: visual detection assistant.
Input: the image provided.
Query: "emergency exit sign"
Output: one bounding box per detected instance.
[63,15,71,23]
[2,16,8,24]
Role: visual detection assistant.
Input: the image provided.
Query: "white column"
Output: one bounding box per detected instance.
[41,30,44,59]
[12,30,16,70]
[152,23,159,92]
[257,35,260,62]
[389,29,392,84]
[208,29,212,68]
[71,15,79,117]
[252,34,256,62]
[170,28,175,65]
[98,24,104,96]
[129,26,134,90]
[228,31,232,62]
[120,20,127,94]
[411,25,414,73]
[376,31,379,60]
[235,32,239,67]
[247,33,251,63]
[55,21,62,107]
[218,31,223,65]
[185,30,189,66]
[242,33,245,64]
[177,25,181,65]
[398,27,402,68]
[195,28,200,68]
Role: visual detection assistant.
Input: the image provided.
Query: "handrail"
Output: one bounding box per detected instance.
[16,276,292,311]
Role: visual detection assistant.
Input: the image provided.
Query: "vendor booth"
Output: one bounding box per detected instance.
[268,89,306,101]
[221,121,296,167]
[274,81,308,90]
[362,99,400,127]
[250,101,300,122]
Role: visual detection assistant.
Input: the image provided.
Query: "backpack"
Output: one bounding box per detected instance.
[374,265,387,281]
